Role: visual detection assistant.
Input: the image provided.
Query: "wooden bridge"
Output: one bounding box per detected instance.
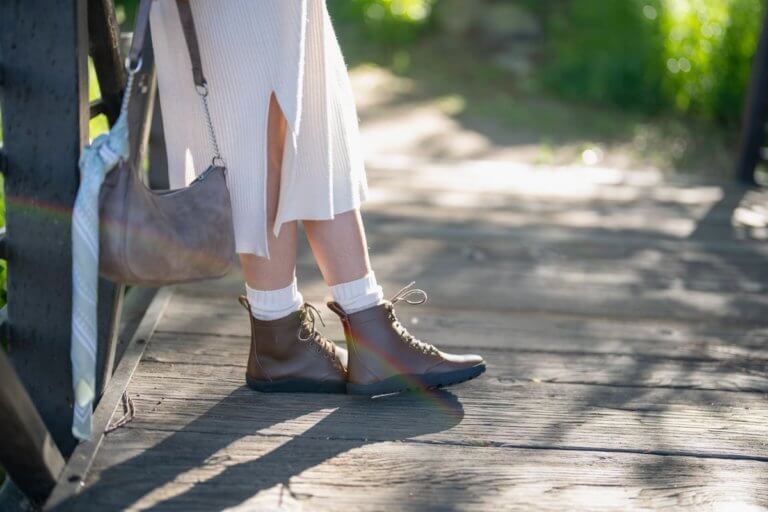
[2,1,768,511]
[49,166,768,510]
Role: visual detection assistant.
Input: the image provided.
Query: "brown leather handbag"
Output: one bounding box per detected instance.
[99,0,235,286]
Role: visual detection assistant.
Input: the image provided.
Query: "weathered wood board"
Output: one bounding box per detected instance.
[62,168,768,510]
[81,429,768,511]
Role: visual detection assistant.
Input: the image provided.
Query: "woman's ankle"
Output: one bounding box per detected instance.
[330,271,384,314]
[245,276,304,320]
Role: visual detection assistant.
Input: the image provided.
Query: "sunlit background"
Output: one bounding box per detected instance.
[101,0,765,179]
[0,0,759,315]
[2,2,768,506]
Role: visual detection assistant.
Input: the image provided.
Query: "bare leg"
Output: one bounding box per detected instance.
[303,210,372,286]
[310,208,487,396]
[239,93,297,290]
[237,95,347,394]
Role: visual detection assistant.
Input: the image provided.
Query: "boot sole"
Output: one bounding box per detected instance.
[246,375,347,394]
[346,363,486,396]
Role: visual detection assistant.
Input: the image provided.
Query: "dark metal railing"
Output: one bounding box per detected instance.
[0,0,166,507]
[736,4,768,185]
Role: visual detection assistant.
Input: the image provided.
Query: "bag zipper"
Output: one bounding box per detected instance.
[191,165,217,184]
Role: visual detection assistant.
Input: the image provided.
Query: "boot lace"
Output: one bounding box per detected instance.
[386,282,439,356]
[298,303,345,371]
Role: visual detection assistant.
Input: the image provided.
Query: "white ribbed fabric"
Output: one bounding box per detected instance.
[150,0,368,257]
[331,272,384,313]
[246,277,304,320]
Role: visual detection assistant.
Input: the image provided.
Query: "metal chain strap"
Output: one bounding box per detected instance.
[121,58,224,169]
[197,83,226,168]
[120,58,141,118]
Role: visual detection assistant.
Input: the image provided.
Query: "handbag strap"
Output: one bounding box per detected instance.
[128,0,204,83]
[126,0,225,167]
[127,0,152,70]
[175,0,206,88]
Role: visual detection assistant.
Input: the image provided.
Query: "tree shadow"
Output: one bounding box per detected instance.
[62,172,767,509]
[57,387,464,511]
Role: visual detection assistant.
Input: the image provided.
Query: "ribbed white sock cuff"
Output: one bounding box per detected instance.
[245,277,304,321]
[331,271,384,314]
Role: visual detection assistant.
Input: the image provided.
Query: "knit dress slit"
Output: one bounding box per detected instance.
[149,0,368,258]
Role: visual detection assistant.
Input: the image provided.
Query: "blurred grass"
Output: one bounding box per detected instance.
[543,0,762,124]
[89,59,111,139]
[333,15,736,175]
[111,0,764,134]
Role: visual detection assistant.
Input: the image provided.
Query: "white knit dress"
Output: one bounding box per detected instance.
[149,0,368,257]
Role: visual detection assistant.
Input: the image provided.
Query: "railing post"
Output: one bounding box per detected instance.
[88,0,127,125]
[0,349,65,504]
[735,5,768,185]
[0,0,90,457]
[87,0,130,402]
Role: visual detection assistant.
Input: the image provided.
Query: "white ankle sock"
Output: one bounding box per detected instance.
[331,271,384,314]
[245,277,304,321]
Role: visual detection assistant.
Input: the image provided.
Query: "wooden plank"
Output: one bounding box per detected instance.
[170,256,768,325]
[363,209,768,256]
[113,286,162,367]
[88,0,131,400]
[363,200,768,243]
[157,296,768,360]
[364,164,766,225]
[361,179,768,244]
[119,359,768,459]
[0,349,65,504]
[143,331,768,393]
[45,287,174,510]
[0,0,90,457]
[365,181,741,225]
[75,428,768,511]
[95,284,124,399]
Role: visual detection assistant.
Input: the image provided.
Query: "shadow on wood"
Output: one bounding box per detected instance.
[54,389,464,510]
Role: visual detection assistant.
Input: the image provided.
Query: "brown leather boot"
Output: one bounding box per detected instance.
[239,297,348,393]
[327,283,485,395]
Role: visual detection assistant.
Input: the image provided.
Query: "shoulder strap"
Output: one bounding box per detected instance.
[127,0,153,69]
[175,0,206,87]
[126,0,223,166]
[127,0,206,88]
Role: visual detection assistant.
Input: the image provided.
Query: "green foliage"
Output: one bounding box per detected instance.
[542,1,666,111]
[110,0,762,126]
[665,0,763,121]
[114,0,138,26]
[327,0,437,44]
[541,0,764,124]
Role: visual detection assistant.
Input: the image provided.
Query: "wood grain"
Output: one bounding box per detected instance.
[75,428,768,511]
[158,297,768,360]
[61,154,768,509]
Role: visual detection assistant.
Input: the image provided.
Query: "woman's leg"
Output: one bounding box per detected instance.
[303,210,371,286]
[239,93,347,393]
[307,210,485,395]
[239,93,301,319]
[304,211,386,314]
